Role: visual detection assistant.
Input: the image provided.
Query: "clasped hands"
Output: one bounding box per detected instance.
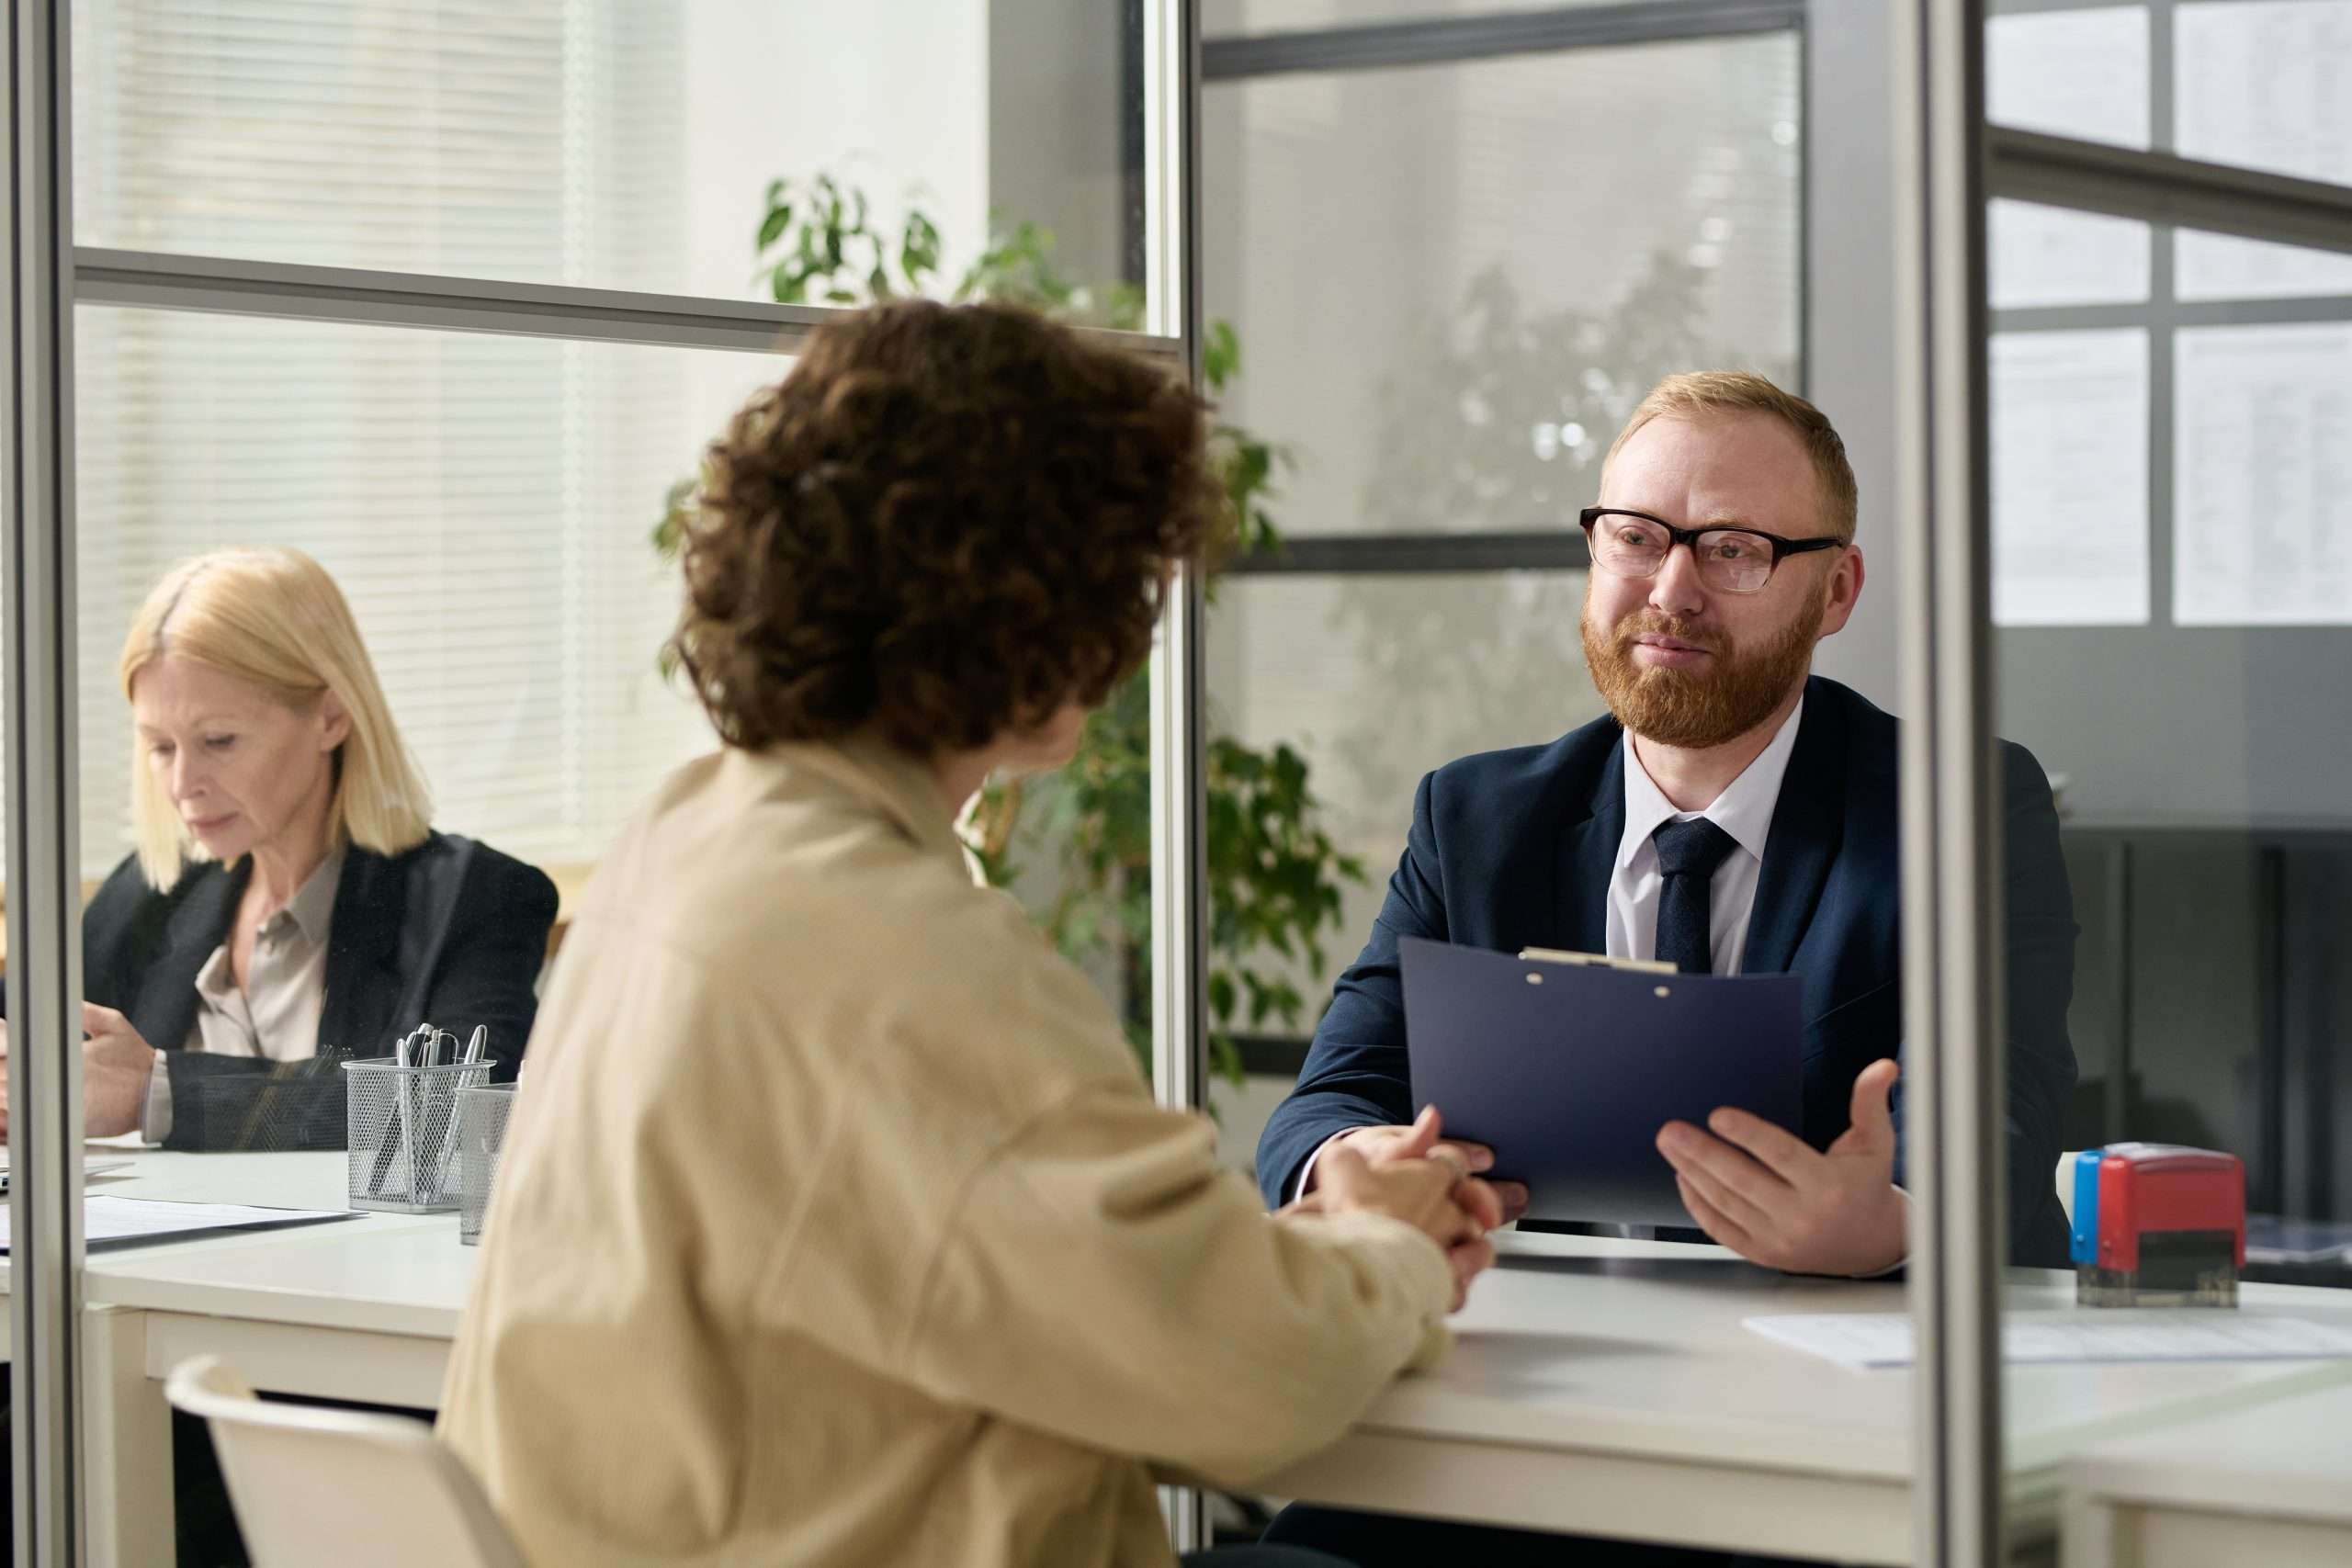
[1320,1056,1909,1280]
[1288,1106,1505,1308]
[0,1004,163,1142]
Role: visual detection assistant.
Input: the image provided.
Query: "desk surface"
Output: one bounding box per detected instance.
[6,1148,469,1338]
[32,1156,2352,1451]
[2067,1378,2352,1522]
[18,1151,2352,1563]
[1255,1229,2352,1562]
[1370,1231,2352,1475]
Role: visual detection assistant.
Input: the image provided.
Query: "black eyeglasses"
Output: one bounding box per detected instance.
[1578,506,1845,596]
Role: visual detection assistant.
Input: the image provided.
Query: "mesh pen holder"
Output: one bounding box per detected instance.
[456,1083,517,1246]
[344,1057,497,1213]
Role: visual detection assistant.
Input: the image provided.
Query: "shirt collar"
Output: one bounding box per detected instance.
[275,842,348,946]
[775,730,973,874]
[1616,697,1806,871]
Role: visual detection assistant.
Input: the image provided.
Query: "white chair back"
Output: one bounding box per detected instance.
[163,1355,528,1568]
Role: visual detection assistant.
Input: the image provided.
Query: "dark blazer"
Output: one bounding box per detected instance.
[81,831,558,1151]
[1254,675,2080,1267]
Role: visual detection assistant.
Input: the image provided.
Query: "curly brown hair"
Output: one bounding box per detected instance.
[673,299,1222,754]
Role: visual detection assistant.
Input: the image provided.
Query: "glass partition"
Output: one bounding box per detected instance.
[1991,243,2352,1282]
[1981,6,2352,1564]
[9,4,1183,1563]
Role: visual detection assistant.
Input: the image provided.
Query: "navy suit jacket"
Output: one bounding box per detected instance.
[1255,675,2080,1267]
[79,831,557,1151]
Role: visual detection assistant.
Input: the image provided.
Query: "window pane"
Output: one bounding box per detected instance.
[74,0,1147,317]
[2174,1,2352,186]
[1203,33,1799,536]
[1990,198,2153,309]
[2173,321,2352,629]
[1986,6,2151,149]
[1208,0,1651,25]
[75,307,773,880]
[1990,328,2151,626]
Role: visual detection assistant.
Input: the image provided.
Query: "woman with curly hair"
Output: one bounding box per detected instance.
[439,299,1500,1568]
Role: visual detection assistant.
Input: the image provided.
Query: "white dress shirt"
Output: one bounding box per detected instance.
[1607,698,1804,975]
[1612,700,1909,1266]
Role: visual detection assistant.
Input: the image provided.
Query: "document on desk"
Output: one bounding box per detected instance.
[1745,1312,2352,1371]
[1400,937,1804,1228]
[0,1196,357,1254]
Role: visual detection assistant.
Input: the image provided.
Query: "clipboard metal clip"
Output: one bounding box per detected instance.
[1515,945,1676,976]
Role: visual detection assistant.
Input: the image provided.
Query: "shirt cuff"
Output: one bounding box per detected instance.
[1855,1184,1911,1278]
[1293,1128,1361,1203]
[141,1054,174,1145]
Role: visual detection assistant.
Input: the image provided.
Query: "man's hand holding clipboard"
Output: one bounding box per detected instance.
[1657,1056,1906,1275]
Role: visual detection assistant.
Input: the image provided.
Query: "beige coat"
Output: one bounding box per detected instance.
[438,736,1454,1567]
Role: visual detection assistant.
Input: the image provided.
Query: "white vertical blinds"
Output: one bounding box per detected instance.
[65,0,748,883]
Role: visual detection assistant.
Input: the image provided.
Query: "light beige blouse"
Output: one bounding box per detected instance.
[439,737,1454,1568]
[141,846,345,1145]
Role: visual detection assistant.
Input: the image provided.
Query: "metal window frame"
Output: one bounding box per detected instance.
[7,3,90,1563]
[74,246,1187,362]
[1893,0,2009,1562]
[1990,130,2352,258]
[1146,0,1212,1551]
[1202,0,1804,80]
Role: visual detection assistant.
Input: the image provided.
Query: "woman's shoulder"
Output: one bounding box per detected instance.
[82,852,232,974]
[86,849,226,921]
[359,831,559,919]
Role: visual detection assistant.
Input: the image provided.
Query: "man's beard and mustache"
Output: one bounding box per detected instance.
[1580,592,1826,750]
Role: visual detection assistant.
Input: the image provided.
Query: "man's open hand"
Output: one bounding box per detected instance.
[1657,1057,1906,1276]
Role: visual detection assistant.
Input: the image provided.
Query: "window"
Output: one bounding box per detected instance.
[74,309,769,879]
[72,0,1139,310]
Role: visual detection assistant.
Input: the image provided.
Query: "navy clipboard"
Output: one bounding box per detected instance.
[1399,936,1804,1227]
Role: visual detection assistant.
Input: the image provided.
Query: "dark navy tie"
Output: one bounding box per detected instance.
[1652,818,1739,976]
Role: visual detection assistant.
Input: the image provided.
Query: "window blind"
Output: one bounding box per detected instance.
[62,0,741,883]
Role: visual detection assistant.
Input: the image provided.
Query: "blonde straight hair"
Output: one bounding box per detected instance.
[1601,371,1860,543]
[119,548,432,888]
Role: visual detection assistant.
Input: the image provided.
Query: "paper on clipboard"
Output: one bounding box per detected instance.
[1400,937,1804,1228]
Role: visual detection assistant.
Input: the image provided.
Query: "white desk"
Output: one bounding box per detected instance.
[1256,1230,2352,1565]
[11,1160,2352,1567]
[0,1149,474,1565]
[2062,1380,2352,1568]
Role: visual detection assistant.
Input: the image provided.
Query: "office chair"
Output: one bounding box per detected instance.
[163,1355,526,1568]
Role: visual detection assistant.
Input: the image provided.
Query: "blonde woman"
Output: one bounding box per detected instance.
[3,547,556,1151]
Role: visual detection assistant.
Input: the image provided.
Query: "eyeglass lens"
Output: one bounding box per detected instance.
[1589,513,1776,594]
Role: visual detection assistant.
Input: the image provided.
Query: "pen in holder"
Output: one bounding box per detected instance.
[344,1055,496,1213]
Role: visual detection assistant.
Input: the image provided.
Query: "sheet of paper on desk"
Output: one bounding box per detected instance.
[0,1196,356,1253]
[1744,1312,2352,1371]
